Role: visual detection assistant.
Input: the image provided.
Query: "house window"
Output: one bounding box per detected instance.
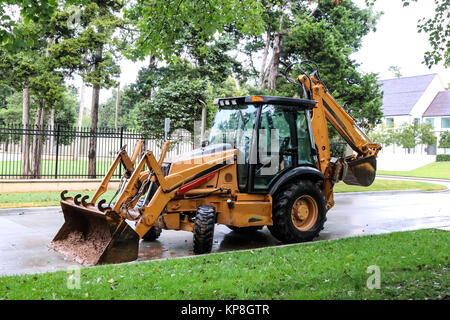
[414,118,420,125]
[386,118,394,127]
[442,118,450,129]
[425,118,434,128]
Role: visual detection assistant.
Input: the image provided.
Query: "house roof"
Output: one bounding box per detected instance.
[423,91,450,117]
[378,74,437,116]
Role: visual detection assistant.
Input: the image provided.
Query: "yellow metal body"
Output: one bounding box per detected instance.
[120,145,273,238]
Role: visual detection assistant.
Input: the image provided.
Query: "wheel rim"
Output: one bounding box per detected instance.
[291,195,318,231]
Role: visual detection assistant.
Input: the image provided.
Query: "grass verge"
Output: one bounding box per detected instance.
[0,229,448,300]
[0,179,445,209]
[378,162,450,180]
[333,179,446,193]
[0,190,117,208]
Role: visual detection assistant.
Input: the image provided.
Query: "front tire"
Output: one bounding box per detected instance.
[142,226,162,241]
[193,205,216,254]
[269,180,327,243]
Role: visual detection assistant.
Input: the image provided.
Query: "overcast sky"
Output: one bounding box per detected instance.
[80,0,449,106]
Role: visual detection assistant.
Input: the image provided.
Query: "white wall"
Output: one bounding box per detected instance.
[382,115,411,127]
[377,151,436,171]
[410,75,446,118]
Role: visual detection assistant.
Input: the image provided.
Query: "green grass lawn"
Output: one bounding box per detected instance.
[0,160,120,178]
[0,229,448,300]
[0,190,117,208]
[0,179,445,209]
[378,161,450,180]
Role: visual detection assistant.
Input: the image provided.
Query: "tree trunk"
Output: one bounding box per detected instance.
[73,81,85,160]
[21,87,30,178]
[31,104,45,178]
[258,30,271,91]
[267,31,282,91]
[115,82,120,132]
[48,107,55,154]
[148,53,157,99]
[88,44,103,179]
[31,38,52,178]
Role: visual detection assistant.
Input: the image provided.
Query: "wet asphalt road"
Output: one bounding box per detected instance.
[0,179,449,276]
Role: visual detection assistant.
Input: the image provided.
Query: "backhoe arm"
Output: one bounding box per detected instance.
[298,74,380,158]
[297,74,381,207]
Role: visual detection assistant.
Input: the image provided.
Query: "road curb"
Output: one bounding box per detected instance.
[377,175,450,183]
[335,188,448,196]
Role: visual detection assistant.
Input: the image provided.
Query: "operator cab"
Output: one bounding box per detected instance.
[210,96,318,193]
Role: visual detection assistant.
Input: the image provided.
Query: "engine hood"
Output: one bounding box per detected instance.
[164,143,234,164]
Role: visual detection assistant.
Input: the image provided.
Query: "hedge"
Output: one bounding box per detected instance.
[436,154,450,162]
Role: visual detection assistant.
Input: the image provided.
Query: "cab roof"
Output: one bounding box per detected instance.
[213,95,317,108]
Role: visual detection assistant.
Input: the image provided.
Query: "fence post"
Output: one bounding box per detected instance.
[55,124,60,179]
[118,127,124,178]
[119,127,124,148]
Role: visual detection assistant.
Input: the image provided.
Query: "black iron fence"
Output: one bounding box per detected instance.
[0,125,193,179]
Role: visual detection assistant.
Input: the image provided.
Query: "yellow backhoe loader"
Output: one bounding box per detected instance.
[50,62,381,266]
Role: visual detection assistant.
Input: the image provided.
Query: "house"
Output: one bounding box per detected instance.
[375,73,449,170]
[423,90,450,137]
[378,73,449,155]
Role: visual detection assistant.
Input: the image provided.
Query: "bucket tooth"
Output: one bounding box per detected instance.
[61,190,72,201]
[97,199,111,212]
[81,195,90,207]
[74,194,82,206]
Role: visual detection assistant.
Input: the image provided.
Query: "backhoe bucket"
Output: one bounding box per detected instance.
[50,193,139,266]
[343,155,377,187]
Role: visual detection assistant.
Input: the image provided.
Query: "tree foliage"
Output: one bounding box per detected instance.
[439,131,450,148]
[402,0,449,67]
[124,0,265,59]
[136,77,209,138]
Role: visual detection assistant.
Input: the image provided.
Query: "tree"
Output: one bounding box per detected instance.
[403,0,449,67]
[136,76,209,139]
[0,19,67,177]
[388,65,403,78]
[49,1,124,178]
[393,122,437,152]
[439,131,450,153]
[98,85,138,129]
[247,0,383,131]
[124,0,265,60]
[368,123,396,147]
[366,0,450,67]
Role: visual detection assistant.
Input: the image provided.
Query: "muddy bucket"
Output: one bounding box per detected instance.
[343,155,377,187]
[50,192,139,266]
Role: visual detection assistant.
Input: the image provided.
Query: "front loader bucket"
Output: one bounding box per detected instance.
[343,155,377,187]
[50,193,139,266]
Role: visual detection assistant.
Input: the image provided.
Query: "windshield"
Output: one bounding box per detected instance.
[208,105,257,148]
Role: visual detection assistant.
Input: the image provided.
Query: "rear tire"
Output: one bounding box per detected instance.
[193,205,216,254]
[269,180,327,243]
[142,226,162,241]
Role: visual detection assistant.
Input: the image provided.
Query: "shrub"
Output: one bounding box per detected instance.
[436,154,450,162]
